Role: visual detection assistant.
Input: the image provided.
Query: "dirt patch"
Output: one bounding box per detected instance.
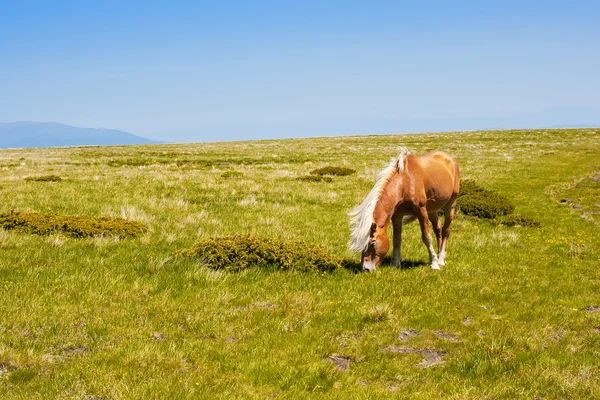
[0,362,18,377]
[462,317,473,325]
[254,301,278,310]
[152,333,165,341]
[434,331,461,342]
[62,345,87,356]
[85,395,109,400]
[383,345,447,368]
[326,354,353,371]
[582,306,600,313]
[398,329,419,341]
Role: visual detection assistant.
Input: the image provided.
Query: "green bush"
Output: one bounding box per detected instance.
[220,171,243,179]
[0,212,146,238]
[310,166,355,176]
[457,180,515,219]
[296,175,333,182]
[25,175,62,182]
[183,235,343,272]
[498,214,541,228]
[457,179,486,197]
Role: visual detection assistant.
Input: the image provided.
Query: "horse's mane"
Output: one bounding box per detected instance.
[348,147,409,253]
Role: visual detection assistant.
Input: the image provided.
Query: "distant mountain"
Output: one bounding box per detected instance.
[0,121,161,149]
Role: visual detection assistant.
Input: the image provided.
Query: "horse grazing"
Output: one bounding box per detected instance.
[349,147,460,272]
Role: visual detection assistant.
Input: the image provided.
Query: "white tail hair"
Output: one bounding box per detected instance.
[348,147,410,252]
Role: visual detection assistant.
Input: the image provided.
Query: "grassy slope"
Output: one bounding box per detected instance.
[0,129,598,399]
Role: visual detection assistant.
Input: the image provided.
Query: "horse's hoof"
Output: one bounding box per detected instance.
[430,263,441,270]
[438,260,446,267]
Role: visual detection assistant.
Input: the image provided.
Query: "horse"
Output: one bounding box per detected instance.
[349,147,460,272]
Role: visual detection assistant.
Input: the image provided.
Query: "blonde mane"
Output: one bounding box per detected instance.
[348,147,409,252]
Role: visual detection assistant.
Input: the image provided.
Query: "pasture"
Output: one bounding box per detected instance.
[0,128,599,399]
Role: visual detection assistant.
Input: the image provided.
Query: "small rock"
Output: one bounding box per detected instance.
[582,306,600,313]
[382,346,446,368]
[152,333,165,341]
[326,354,353,372]
[398,329,419,341]
[434,331,461,342]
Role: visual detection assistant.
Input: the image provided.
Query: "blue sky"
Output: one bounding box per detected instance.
[1,1,599,142]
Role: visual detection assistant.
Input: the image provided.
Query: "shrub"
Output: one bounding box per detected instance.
[183,234,343,272]
[220,171,243,179]
[296,175,333,182]
[498,214,541,228]
[0,212,146,238]
[310,166,355,176]
[457,180,515,219]
[457,179,486,197]
[25,175,62,182]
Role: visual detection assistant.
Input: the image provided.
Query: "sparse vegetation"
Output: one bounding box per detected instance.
[310,166,356,176]
[0,211,146,238]
[183,234,343,272]
[0,128,598,399]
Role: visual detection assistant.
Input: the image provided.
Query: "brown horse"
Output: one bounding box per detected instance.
[349,147,460,272]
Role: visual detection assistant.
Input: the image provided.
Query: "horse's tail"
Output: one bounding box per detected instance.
[402,215,417,226]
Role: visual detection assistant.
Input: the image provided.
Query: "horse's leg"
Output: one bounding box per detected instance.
[416,207,439,270]
[438,199,456,267]
[391,214,403,267]
[429,211,442,255]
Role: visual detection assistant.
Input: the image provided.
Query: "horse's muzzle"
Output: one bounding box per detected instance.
[362,261,376,272]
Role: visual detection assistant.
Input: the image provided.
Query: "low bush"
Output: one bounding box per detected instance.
[457,179,486,197]
[25,175,62,182]
[0,212,146,238]
[310,166,355,176]
[457,180,515,219]
[498,214,541,228]
[296,175,333,182]
[183,234,343,272]
[220,171,243,179]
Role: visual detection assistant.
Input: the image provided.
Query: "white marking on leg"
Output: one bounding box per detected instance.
[438,249,447,267]
[425,236,439,269]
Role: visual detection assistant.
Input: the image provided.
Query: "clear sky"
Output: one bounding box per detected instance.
[1,1,599,142]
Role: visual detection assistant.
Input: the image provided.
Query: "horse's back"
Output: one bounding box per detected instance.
[411,152,460,208]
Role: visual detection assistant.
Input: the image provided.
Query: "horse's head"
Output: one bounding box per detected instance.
[361,223,389,272]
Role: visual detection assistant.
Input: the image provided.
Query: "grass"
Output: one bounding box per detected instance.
[0,128,599,399]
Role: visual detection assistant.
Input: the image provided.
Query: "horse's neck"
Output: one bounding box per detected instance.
[373,176,402,226]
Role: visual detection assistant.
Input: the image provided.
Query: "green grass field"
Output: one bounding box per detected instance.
[1,128,599,399]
